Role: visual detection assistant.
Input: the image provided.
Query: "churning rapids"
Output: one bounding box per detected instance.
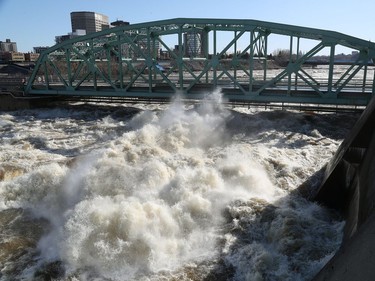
[0,93,359,281]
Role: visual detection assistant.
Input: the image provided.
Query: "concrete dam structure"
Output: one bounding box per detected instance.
[313,94,375,281]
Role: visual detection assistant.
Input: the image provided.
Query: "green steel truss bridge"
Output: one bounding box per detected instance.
[25,18,375,106]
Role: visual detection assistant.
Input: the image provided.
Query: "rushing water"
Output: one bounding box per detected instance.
[0,93,359,280]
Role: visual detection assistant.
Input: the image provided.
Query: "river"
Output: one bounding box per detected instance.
[0,93,359,280]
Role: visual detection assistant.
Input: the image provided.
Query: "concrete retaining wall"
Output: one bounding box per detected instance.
[313,97,375,280]
[0,93,65,111]
[0,93,32,110]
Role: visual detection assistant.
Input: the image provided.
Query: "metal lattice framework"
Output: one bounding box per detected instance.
[25,18,375,105]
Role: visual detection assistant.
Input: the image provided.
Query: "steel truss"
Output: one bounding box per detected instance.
[25,18,375,106]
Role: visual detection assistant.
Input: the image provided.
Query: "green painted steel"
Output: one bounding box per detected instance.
[25,18,375,106]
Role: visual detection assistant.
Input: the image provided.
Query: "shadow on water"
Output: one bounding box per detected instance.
[199,191,343,281]
[0,208,50,280]
[25,136,81,157]
[226,109,360,148]
[9,104,143,122]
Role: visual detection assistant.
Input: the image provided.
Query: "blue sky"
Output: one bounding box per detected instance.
[1,0,375,54]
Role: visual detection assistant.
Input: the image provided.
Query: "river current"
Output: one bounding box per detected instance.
[0,93,359,280]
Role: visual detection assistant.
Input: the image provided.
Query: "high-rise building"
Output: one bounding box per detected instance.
[183,32,207,57]
[71,11,109,34]
[0,39,17,52]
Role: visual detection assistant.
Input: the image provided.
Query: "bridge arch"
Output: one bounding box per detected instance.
[25,18,375,106]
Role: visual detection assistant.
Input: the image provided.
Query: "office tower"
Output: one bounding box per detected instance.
[71,11,109,34]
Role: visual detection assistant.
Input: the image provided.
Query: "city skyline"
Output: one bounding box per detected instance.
[1,0,375,54]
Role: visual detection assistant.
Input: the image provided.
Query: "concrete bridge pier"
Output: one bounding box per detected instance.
[0,92,68,111]
[313,96,375,281]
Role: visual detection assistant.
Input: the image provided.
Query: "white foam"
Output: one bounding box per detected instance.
[30,94,275,279]
[0,93,351,280]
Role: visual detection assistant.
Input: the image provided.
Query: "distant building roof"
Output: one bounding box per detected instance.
[111,20,130,27]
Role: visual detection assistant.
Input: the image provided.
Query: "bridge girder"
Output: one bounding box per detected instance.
[25,18,375,106]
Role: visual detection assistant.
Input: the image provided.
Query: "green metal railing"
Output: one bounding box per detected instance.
[25,18,375,106]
